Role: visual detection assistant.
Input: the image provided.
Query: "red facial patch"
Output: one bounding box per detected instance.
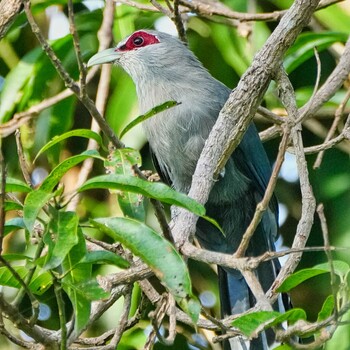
[116,31,160,52]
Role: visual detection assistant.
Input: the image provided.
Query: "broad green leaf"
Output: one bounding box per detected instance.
[105,148,145,221]
[79,250,129,268]
[43,211,79,270]
[317,295,335,322]
[231,311,280,336]
[105,148,142,171]
[4,201,23,212]
[268,308,307,327]
[80,174,205,217]
[284,32,348,73]
[91,217,192,299]
[62,226,91,332]
[34,129,105,162]
[119,101,179,138]
[178,297,201,324]
[4,217,26,236]
[39,150,103,193]
[1,254,32,261]
[0,48,42,122]
[23,190,55,232]
[4,177,32,193]
[314,6,350,32]
[232,308,307,337]
[63,279,109,301]
[277,268,330,293]
[314,261,350,278]
[210,24,250,76]
[0,266,52,295]
[273,344,293,350]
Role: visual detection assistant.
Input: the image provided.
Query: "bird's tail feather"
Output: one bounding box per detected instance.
[218,255,282,350]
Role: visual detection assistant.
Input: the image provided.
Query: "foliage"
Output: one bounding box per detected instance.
[0,0,349,349]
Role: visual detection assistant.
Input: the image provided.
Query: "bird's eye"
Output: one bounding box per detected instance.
[133,36,144,46]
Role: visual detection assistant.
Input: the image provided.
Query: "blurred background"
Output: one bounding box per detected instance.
[0,0,349,348]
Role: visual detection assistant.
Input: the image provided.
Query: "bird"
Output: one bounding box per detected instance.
[88,29,283,349]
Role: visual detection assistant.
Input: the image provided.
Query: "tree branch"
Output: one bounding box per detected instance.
[172,0,321,248]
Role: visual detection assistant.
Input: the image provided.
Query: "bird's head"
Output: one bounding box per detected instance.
[88,30,160,66]
[87,30,205,85]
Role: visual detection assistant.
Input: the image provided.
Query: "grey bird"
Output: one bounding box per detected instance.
[88,30,283,349]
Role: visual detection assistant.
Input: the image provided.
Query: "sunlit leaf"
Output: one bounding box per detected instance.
[23,190,55,232]
[4,177,32,193]
[317,295,335,322]
[232,311,280,336]
[277,268,330,293]
[91,217,192,299]
[119,100,179,138]
[35,129,105,162]
[79,250,129,268]
[314,261,350,279]
[43,211,79,270]
[62,227,91,332]
[105,149,145,221]
[0,48,42,122]
[4,217,26,236]
[79,174,205,217]
[39,150,103,193]
[284,32,348,73]
[0,266,52,295]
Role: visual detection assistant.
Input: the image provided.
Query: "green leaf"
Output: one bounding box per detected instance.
[232,311,280,336]
[278,260,350,293]
[43,211,79,270]
[34,129,105,162]
[178,296,201,324]
[91,217,192,299]
[39,150,103,193]
[317,295,335,322]
[4,201,23,212]
[105,149,145,221]
[277,268,330,293]
[119,100,179,138]
[4,177,32,193]
[314,261,350,278]
[63,279,109,301]
[232,309,307,337]
[79,250,129,269]
[62,226,92,332]
[4,217,26,236]
[105,148,142,172]
[23,190,55,232]
[273,344,293,350]
[0,48,42,122]
[80,174,205,217]
[0,266,52,295]
[267,308,307,327]
[284,32,348,73]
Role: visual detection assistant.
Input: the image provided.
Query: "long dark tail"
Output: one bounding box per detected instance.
[218,252,283,350]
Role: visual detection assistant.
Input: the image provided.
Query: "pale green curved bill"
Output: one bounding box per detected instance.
[87,48,120,67]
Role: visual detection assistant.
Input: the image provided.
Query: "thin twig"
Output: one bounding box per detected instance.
[22,0,122,149]
[67,0,87,96]
[316,204,338,319]
[0,139,5,255]
[108,287,133,349]
[297,47,322,124]
[270,67,316,296]
[234,129,290,257]
[173,0,186,42]
[66,0,115,212]
[313,87,350,168]
[53,277,67,350]
[15,130,32,187]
